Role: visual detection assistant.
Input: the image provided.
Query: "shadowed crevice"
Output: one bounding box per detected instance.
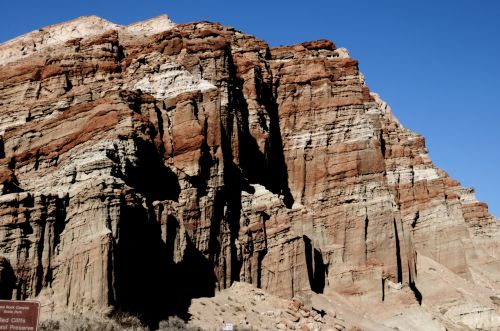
[123,138,180,202]
[303,235,325,294]
[409,280,422,305]
[113,197,216,329]
[380,130,386,157]
[226,49,294,207]
[393,219,403,283]
[0,257,16,299]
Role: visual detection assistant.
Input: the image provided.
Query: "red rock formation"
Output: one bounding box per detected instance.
[0,15,498,330]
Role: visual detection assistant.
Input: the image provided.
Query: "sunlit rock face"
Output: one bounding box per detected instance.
[0,14,499,330]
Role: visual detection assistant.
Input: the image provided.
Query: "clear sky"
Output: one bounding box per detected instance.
[1,1,498,216]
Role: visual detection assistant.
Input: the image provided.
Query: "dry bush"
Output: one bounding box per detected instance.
[156,316,202,331]
[39,320,60,331]
[39,312,147,331]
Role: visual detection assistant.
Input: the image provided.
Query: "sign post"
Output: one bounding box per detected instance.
[0,300,40,331]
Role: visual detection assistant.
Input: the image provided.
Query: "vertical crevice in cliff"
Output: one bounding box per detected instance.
[394,217,422,305]
[303,235,325,293]
[393,219,403,283]
[381,277,386,302]
[190,140,212,197]
[409,266,422,305]
[153,102,165,156]
[227,56,268,186]
[0,257,16,299]
[0,136,5,159]
[226,49,294,207]
[406,232,422,305]
[364,214,369,262]
[380,130,386,157]
[256,249,267,289]
[304,236,314,290]
[313,248,326,293]
[259,66,294,207]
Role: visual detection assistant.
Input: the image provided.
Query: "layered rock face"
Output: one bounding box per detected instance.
[0,15,499,330]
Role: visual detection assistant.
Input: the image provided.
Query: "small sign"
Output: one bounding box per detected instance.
[222,322,233,331]
[0,300,40,331]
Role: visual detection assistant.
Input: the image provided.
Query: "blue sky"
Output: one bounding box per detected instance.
[1,1,498,216]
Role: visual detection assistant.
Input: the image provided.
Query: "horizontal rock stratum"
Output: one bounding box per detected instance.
[0,14,499,330]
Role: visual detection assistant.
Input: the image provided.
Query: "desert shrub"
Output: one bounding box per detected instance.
[112,311,145,330]
[157,316,202,331]
[40,313,210,331]
[50,312,147,331]
[39,319,61,331]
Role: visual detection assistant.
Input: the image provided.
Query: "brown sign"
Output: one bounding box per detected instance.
[0,300,39,331]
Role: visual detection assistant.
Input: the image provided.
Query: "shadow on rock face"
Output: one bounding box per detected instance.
[226,54,294,208]
[124,138,181,202]
[113,199,216,329]
[0,256,16,299]
[303,235,326,294]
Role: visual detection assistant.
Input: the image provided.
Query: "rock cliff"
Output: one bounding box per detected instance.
[0,15,499,330]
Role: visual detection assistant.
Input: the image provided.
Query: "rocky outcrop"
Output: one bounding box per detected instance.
[0,15,499,330]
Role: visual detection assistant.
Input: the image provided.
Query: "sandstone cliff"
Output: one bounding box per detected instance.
[0,15,499,330]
